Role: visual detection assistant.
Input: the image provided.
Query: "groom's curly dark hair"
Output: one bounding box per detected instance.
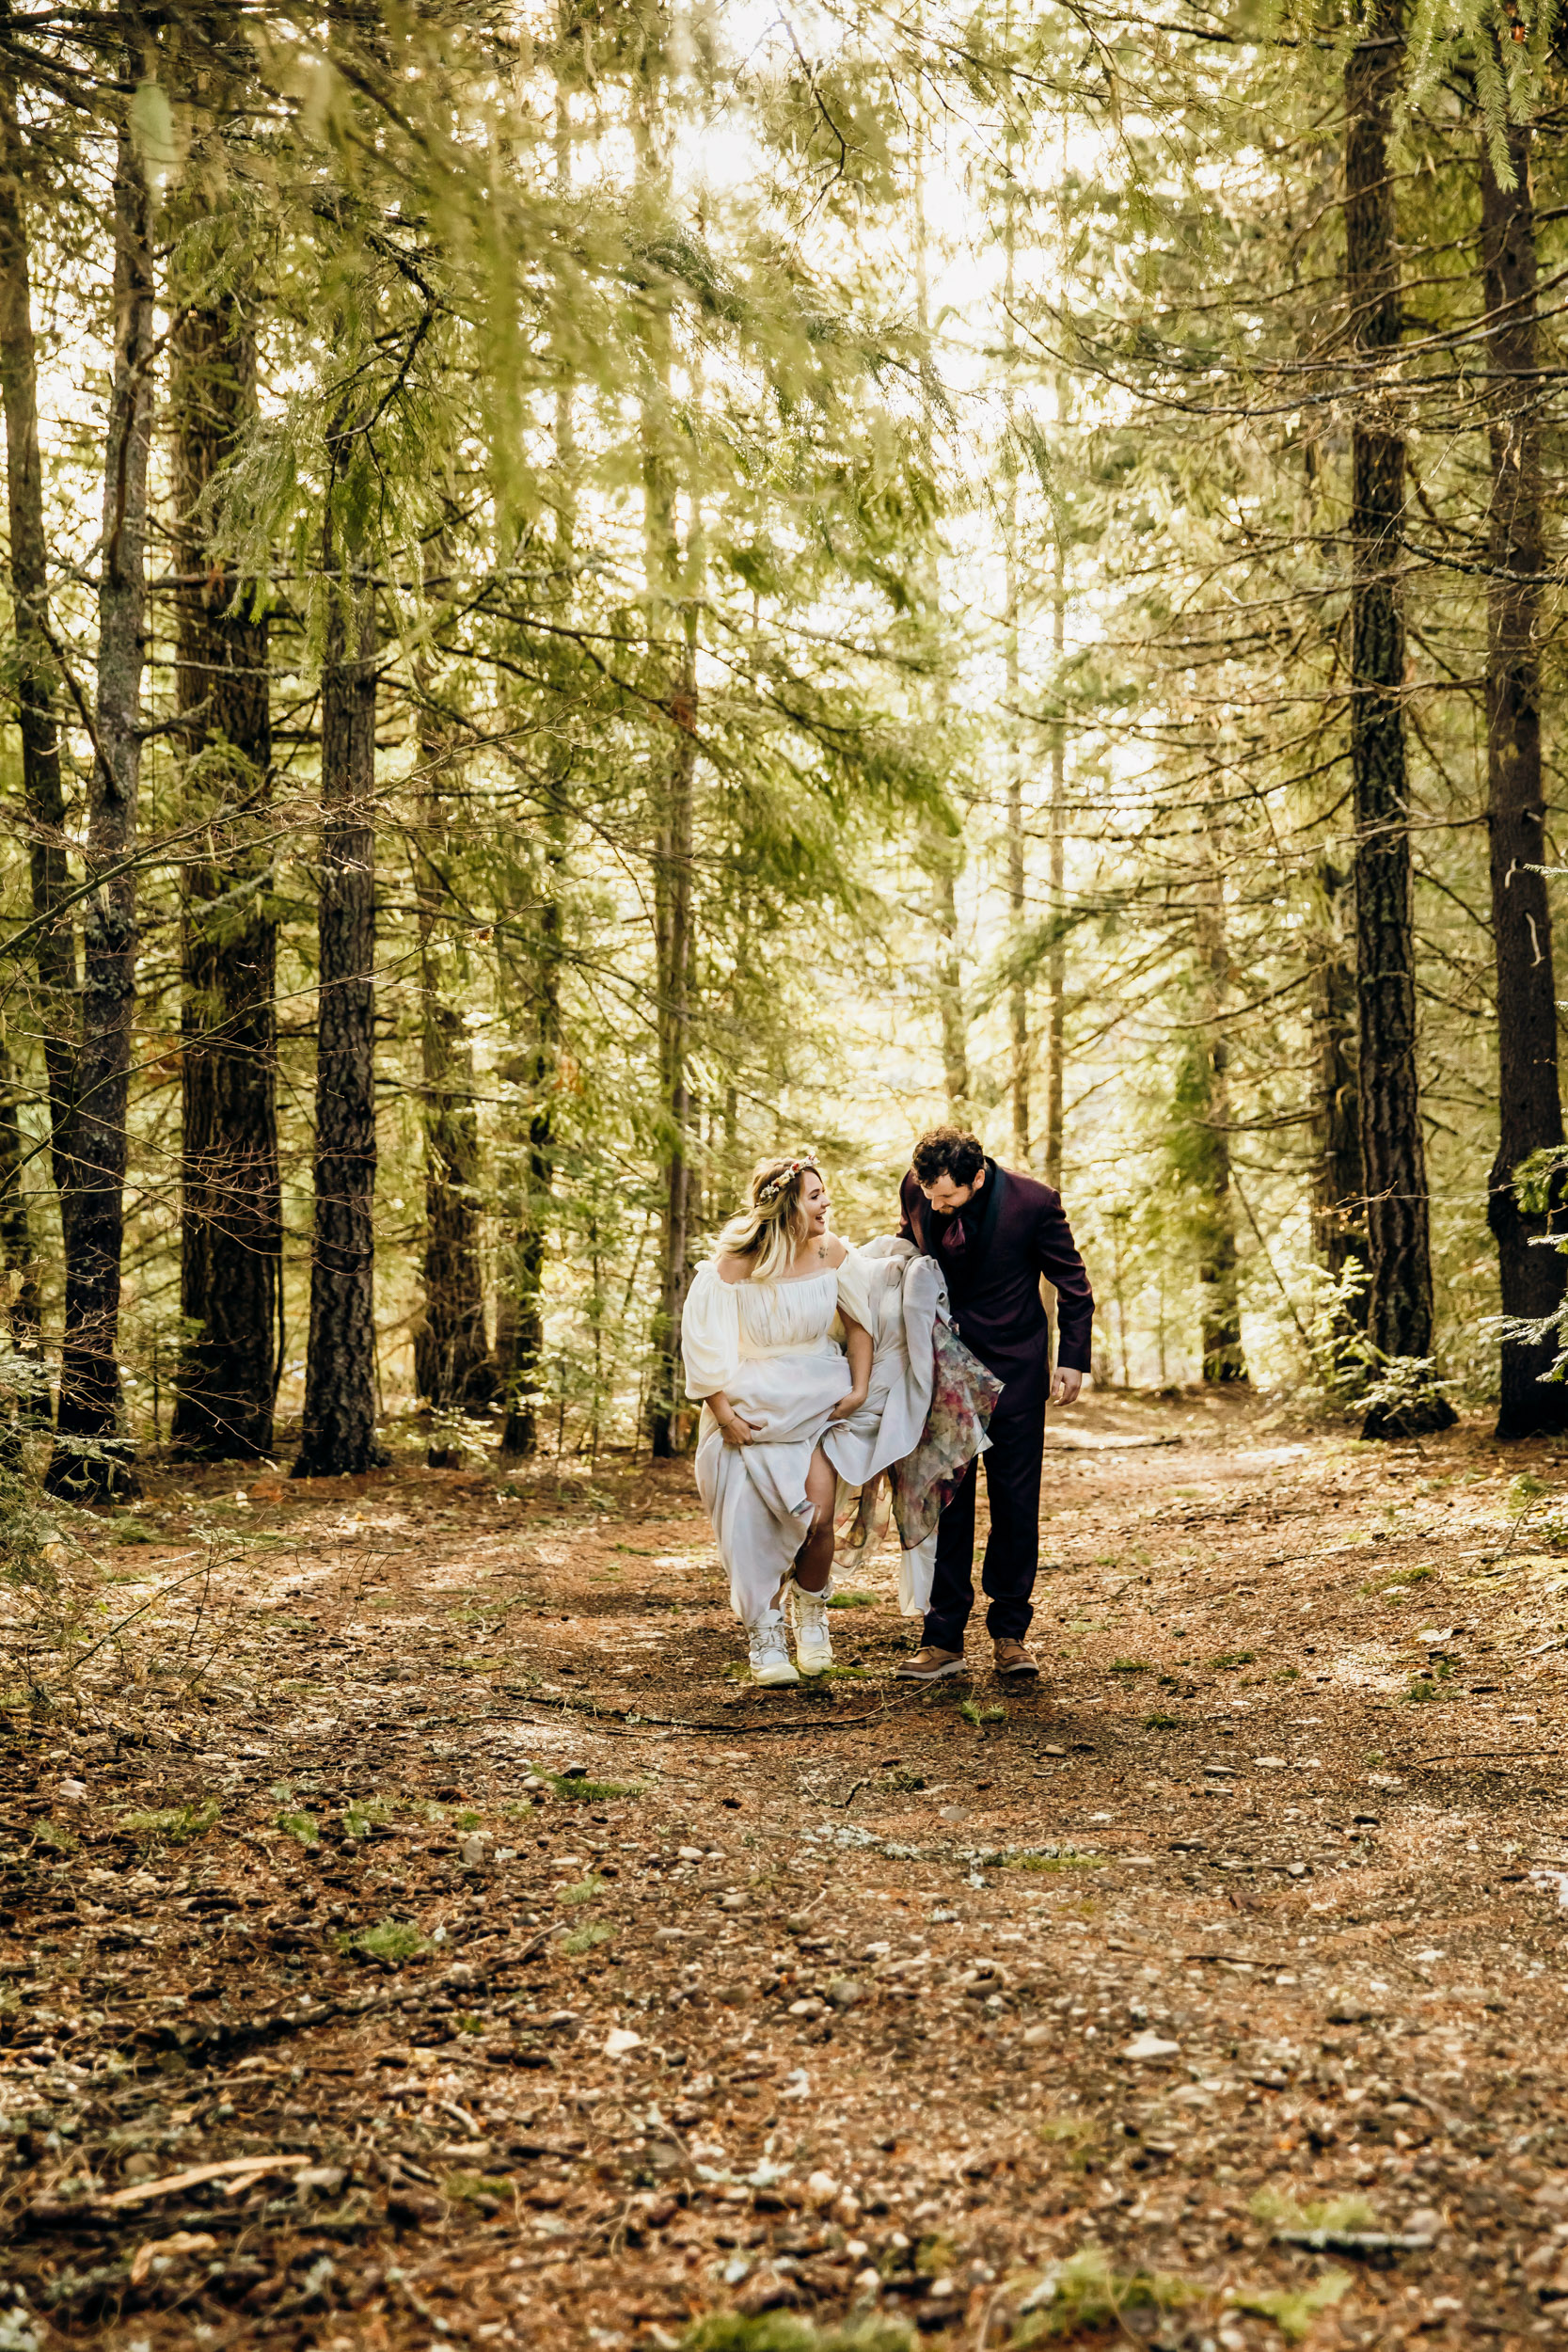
[911,1126,986,1186]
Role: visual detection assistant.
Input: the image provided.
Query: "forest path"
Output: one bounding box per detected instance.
[6,1393,1568,2351]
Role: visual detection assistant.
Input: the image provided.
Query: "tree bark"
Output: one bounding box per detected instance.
[931,850,970,1117]
[1344,1,1452,1438]
[1044,516,1067,1192]
[1190,834,1246,1384]
[412,632,493,1439]
[641,262,696,1462]
[1005,624,1027,1158]
[0,43,75,1229]
[909,49,969,1130]
[1309,857,1368,1295]
[0,1034,32,1304]
[168,232,280,1460]
[498,102,573,1464]
[47,61,153,1500]
[497,804,563,1463]
[293,561,380,1479]
[1481,111,1567,1438]
[0,1032,32,1459]
[646,607,696,1461]
[1197,1052,1243,1384]
[0,1025,42,1425]
[1003,157,1028,1163]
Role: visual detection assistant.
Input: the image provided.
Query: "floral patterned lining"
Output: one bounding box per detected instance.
[837,1319,1003,1564]
[888,1320,1005,1547]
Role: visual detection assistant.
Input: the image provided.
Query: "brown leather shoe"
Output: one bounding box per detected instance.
[992,1638,1040,1678]
[894,1645,968,1681]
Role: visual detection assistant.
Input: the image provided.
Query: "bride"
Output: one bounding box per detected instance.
[680,1154,879,1685]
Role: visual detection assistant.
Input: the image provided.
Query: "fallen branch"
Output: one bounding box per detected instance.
[1411,1747,1566,1767]
[1275,2225,1437,2255]
[423,1687,937,1738]
[103,2152,314,2210]
[505,1921,567,1968]
[1040,1434,1186,1453]
[125,1995,360,2064]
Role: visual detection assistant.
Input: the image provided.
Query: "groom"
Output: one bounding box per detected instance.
[894,1126,1094,1680]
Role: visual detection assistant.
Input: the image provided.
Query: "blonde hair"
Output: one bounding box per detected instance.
[714,1155,823,1283]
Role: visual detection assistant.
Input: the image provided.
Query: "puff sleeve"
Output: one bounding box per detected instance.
[681,1261,741,1398]
[833,1246,876,1334]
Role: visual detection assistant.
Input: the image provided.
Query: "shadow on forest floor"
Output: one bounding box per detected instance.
[4,1384,1568,2352]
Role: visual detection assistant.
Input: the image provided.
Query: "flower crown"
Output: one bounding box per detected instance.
[756,1154,818,1205]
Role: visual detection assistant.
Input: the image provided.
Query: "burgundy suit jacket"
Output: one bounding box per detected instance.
[897,1162,1094,1417]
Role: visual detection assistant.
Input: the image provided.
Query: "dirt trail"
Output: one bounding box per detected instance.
[6,1390,1568,2351]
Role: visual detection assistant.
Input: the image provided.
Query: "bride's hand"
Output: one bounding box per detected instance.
[830,1387,868,1422]
[719,1410,761,1447]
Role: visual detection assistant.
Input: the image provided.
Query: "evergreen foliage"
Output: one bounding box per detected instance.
[0,0,1564,1476]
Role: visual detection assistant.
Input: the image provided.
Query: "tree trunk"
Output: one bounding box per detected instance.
[0,1026,42,1425]
[909,55,970,1130]
[1344,2,1452,1438]
[1481,111,1567,1439]
[1196,1076,1243,1384]
[168,252,280,1460]
[1003,158,1028,1163]
[1044,516,1067,1190]
[413,887,491,1428]
[47,64,153,1500]
[0,45,75,1231]
[1005,634,1027,1157]
[0,1034,32,1304]
[641,274,696,1462]
[412,589,492,1442]
[646,619,696,1460]
[1190,835,1246,1384]
[497,806,562,1463]
[930,850,970,1116]
[498,105,573,1464]
[293,564,380,1478]
[1309,857,1368,1295]
[0,1033,32,1460]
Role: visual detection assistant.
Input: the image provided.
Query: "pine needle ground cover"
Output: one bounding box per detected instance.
[4,1389,1567,2349]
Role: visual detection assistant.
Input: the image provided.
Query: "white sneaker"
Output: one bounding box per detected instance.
[747,1609,800,1686]
[790,1582,834,1676]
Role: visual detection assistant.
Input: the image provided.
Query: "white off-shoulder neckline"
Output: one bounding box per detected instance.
[722,1264,840,1291]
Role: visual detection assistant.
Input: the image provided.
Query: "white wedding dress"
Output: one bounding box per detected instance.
[680,1245,963,1627]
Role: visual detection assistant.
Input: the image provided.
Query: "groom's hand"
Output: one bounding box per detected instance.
[1051,1368,1084,1407]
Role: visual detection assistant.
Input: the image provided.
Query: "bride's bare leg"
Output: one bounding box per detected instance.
[793,1445,836,1592]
